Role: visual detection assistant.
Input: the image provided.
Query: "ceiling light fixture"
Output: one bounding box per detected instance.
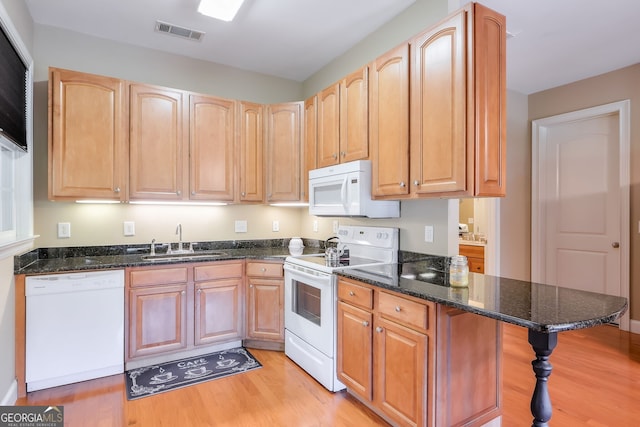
[198,0,245,22]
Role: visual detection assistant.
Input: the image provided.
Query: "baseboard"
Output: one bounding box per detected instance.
[630,319,640,335]
[1,379,17,405]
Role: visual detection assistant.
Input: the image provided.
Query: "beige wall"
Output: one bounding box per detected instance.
[0,0,34,404]
[529,64,640,320]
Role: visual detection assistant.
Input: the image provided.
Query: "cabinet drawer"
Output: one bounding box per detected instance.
[378,291,430,331]
[338,280,373,310]
[194,262,243,281]
[459,244,485,259]
[246,262,283,278]
[129,267,188,287]
[467,257,484,273]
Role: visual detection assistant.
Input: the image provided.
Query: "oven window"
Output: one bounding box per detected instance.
[292,280,321,326]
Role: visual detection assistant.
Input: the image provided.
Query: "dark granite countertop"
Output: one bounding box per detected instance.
[14,239,323,275]
[338,261,628,333]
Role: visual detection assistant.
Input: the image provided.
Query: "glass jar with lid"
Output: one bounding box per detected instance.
[449,255,469,287]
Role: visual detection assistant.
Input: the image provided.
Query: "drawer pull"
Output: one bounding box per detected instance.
[362,321,369,327]
[395,306,401,312]
[376,326,384,333]
[349,291,355,296]
[261,267,267,272]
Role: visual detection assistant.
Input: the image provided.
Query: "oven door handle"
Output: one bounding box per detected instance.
[284,264,333,283]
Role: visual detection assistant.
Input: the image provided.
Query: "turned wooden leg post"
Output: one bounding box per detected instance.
[528,330,558,427]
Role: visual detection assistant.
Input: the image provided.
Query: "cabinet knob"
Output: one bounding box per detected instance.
[332,154,338,160]
[176,190,181,196]
[114,187,121,193]
[362,321,369,327]
[340,151,346,157]
[241,192,246,197]
[349,291,355,296]
[249,284,253,288]
[191,191,196,196]
[413,180,419,186]
[181,290,186,295]
[399,181,406,188]
[395,306,401,312]
[376,326,383,333]
[197,288,202,293]
[612,242,620,248]
[261,267,267,272]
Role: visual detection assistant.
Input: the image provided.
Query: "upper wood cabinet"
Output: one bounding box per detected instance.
[265,102,303,202]
[302,96,317,202]
[189,94,236,201]
[409,3,506,198]
[316,66,369,168]
[369,44,410,197]
[48,68,127,201]
[129,84,188,201]
[237,101,264,203]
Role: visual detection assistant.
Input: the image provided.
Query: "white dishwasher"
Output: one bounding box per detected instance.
[26,269,125,392]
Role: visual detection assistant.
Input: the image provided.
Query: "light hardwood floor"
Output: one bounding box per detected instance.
[17,323,640,426]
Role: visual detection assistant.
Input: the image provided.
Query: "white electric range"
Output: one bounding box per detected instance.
[283,225,399,391]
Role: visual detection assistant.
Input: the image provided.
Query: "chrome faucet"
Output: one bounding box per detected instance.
[150,238,156,256]
[176,223,183,250]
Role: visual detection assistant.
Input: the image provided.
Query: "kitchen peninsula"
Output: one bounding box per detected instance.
[15,244,627,426]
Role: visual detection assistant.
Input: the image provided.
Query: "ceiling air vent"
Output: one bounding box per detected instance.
[154,20,205,42]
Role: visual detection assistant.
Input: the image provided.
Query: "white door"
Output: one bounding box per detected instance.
[532,101,630,329]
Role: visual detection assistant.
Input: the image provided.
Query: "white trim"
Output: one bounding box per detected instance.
[485,198,500,276]
[0,235,38,260]
[531,100,631,331]
[0,379,17,405]
[630,319,640,335]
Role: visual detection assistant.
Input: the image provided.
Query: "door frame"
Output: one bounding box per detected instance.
[531,100,630,330]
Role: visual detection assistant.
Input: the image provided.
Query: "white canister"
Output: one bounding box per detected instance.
[289,237,304,255]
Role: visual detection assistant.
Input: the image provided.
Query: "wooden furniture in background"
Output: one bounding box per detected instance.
[459,243,485,273]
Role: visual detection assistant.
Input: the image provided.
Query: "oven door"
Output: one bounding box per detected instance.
[284,263,336,357]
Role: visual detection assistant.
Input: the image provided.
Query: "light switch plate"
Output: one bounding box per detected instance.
[123,221,135,236]
[424,225,434,243]
[235,220,248,233]
[57,222,71,239]
[313,220,318,233]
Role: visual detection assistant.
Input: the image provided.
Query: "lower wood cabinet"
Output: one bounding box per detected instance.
[337,277,501,427]
[245,261,285,348]
[126,261,244,364]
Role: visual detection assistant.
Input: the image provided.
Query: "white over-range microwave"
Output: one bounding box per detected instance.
[308,160,399,218]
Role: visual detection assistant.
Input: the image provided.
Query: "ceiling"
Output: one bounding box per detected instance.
[24,0,640,94]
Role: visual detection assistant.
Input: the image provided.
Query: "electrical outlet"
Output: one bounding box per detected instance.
[272,220,280,232]
[332,220,339,234]
[235,220,248,233]
[468,218,474,224]
[57,222,71,239]
[313,220,318,232]
[424,225,434,243]
[123,221,135,236]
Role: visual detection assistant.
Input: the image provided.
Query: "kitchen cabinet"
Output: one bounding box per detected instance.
[265,102,303,202]
[408,3,506,198]
[337,277,501,427]
[337,278,431,427]
[129,83,188,201]
[459,243,485,273]
[48,67,127,201]
[126,261,245,366]
[237,101,264,202]
[369,44,410,197]
[245,261,285,348]
[317,66,369,168]
[127,266,189,359]
[189,94,236,201]
[303,95,317,202]
[194,262,244,346]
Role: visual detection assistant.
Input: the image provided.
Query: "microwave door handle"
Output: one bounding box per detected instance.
[341,176,349,210]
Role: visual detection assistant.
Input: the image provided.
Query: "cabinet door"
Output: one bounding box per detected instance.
[472,3,507,197]
[48,68,126,201]
[195,279,243,345]
[303,96,317,202]
[129,84,187,200]
[370,45,410,197]
[316,83,340,167]
[340,66,369,163]
[265,102,302,202]
[246,278,284,342]
[337,301,373,400]
[190,94,235,201]
[410,9,467,195]
[128,284,188,358]
[238,101,264,202]
[374,317,429,427]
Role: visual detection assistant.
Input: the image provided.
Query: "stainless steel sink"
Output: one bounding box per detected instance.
[141,251,228,262]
